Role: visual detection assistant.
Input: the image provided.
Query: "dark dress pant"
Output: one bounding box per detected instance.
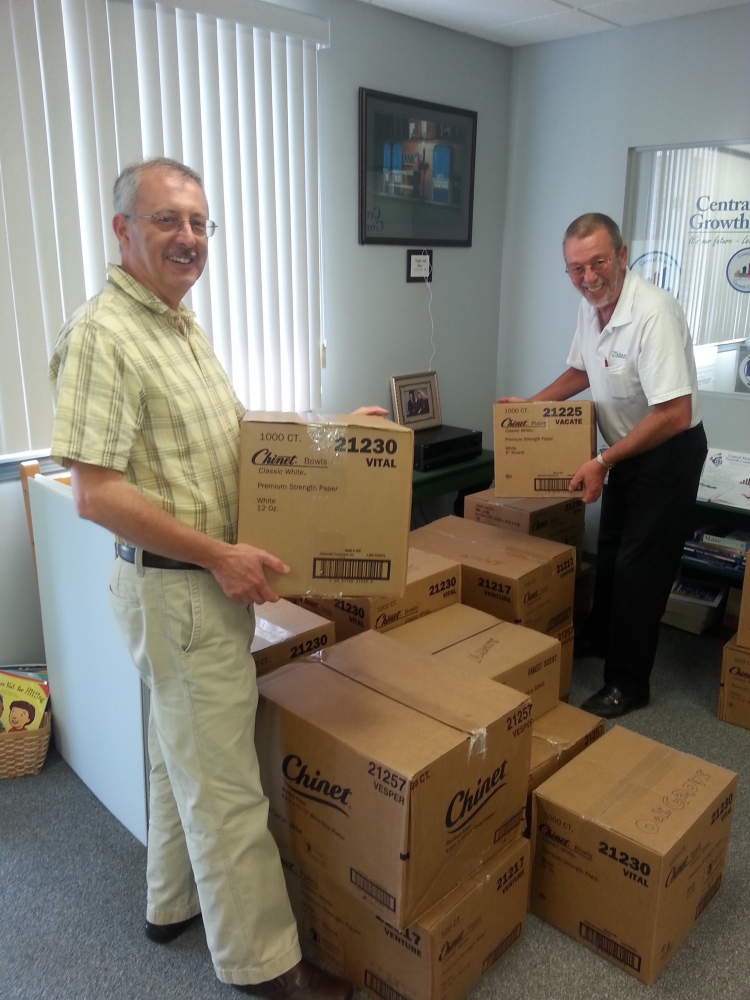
[584,422,707,699]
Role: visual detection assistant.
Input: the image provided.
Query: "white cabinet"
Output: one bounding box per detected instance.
[29,476,148,845]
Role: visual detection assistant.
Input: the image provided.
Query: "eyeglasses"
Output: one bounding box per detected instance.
[125,213,217,238]
[565,257,614,278]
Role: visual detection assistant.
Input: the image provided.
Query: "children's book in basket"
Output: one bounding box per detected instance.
[0,666,50,733]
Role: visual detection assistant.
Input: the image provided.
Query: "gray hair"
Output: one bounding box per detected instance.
[113,157,205,215]
[563,213,623,254]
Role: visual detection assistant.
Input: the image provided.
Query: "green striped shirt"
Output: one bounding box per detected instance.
[49,265,246,543]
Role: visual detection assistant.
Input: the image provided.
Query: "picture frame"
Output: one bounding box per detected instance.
[359,88,477,247]
[390,371,442,431]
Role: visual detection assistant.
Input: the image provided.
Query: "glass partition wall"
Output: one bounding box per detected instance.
[623,141,750,395]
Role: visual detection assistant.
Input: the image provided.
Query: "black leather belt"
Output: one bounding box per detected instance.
[116,543,205,571]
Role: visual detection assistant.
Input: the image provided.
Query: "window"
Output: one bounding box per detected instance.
[0,0,329,461]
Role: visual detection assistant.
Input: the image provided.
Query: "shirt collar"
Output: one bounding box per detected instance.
[604,266,635,330]
[106,264,196,328]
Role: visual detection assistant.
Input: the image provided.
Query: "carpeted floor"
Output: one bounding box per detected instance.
[1,624,748,1000]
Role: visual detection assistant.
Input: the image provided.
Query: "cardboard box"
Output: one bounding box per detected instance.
[281,837,530,1000]
[528,702,605,795]
[251,600,336,677]
[737,557,750,649]
[293,549,461,641]
[530,726,737,984]
[390,605,561,720]
[718,634,750,730]
[493,401,596,497]
[464,492,585,550]
[388,603,501,653]
[256,631,532,928]
[238,412,413,597]
[548,618,574,701]
[410,516,575,632]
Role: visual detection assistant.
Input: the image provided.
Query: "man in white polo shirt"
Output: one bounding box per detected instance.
[501,213,706,718]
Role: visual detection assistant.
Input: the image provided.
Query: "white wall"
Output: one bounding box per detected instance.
[0,0,511,663]
[498,4,750,551]
[313,0,511,435]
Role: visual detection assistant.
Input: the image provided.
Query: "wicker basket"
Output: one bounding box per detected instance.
[0,710,52,778]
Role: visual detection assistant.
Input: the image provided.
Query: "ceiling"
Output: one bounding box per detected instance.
[351,0,750,46]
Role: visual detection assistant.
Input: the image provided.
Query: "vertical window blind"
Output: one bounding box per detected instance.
[0,0,329,460]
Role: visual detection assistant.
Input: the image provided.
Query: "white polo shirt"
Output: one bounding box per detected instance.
[566,268,702,446]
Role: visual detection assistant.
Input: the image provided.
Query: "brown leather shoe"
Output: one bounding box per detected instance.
[234,959,353,1000]
[144,914,200,943]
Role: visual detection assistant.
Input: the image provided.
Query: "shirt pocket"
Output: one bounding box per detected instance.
[604,363,634,399]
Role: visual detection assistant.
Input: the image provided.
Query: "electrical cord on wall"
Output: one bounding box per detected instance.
[417,246,437,371]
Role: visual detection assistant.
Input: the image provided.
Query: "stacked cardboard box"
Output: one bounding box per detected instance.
[251,600,335,677]
[410,516,575,632]
[719,558,750,730]
[256,631,532,929]
[409,516,576,698]
[719,636,750,729]
[463,492,588,698]
[530,726,737,984]
[280,838,530,1000]
[388,603,561,721]
[464,491,585,554]
[292,548,460,641]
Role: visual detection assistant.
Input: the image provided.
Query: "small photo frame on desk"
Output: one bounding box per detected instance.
[391,371,442,430]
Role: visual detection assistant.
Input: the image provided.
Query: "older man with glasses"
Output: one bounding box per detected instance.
[48,157,363,1000]
[501,212,706,719]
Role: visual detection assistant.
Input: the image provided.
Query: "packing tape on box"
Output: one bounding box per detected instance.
[468,727,488,758]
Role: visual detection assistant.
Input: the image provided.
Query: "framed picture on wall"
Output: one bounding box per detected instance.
[390,371,442,430]
[359,89,477,246]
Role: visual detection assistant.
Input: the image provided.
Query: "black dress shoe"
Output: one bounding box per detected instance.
[580,684,649,719]
[144,914,199,943]
[234,958,353,1000]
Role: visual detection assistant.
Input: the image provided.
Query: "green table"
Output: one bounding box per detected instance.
[412,449,494,502]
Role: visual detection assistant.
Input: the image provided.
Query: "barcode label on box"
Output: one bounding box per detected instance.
[482,922,523,973]
[313,558,391,582]
[695,874,722,920]
[364,971,408,1000]
[494,810,525,843]
[579,921,642,972]
[535,477,582,492]
[350,867,395,911]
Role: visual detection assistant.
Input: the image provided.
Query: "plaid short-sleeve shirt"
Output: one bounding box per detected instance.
[49,265,246,543]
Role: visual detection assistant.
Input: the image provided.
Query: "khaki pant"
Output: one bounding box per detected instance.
[109,554,301,985]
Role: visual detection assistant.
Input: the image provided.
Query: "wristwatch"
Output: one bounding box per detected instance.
[597,452,615,471]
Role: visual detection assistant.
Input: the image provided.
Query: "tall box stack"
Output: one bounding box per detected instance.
[718,634,750,730]
[280,838,530,1000]
[410,515,575,635]
[238,412,413,597]
[256,631,533,929]
[736,555,750,650]
[293,548,461,641]
[530,726,737,985]
[463,494,586,698]
[493,401,596,498]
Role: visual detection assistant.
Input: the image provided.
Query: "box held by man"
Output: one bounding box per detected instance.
[238,412,413,597]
